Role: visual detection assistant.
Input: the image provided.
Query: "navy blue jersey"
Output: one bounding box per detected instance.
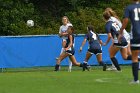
[85,31,101,49]
[65,34,75,48]
[105,21,127,44]
[124,2,140,47]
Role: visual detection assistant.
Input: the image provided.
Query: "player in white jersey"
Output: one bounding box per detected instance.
[57,16,73,72]
[105,8,132,71]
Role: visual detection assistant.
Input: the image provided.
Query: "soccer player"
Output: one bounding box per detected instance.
[103,11,128,71]
[79,25,106,71]
[105,8,131,71]
[54,26,83,71]
[57,16,73,72]
[118,0,140,84]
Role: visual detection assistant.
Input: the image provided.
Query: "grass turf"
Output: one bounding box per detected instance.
[0,66,140,93]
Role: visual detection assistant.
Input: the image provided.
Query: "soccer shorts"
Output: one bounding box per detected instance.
[114,42,128,48]
[65,48,75,56]
[130,38,140,50]
[88,47,102,55]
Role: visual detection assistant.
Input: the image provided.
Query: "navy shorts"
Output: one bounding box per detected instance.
[131,47,140,50]
[65,49,75,56]
[130,38,140,50]
[88,48,102,55]
[114,42,128,48]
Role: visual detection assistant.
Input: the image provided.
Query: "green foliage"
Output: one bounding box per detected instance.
[0,0,131,35]
[0,0,44,35]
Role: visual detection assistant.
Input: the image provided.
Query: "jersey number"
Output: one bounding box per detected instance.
[134,8,140,21]
[92,33,97,40]
[112,23,120,31]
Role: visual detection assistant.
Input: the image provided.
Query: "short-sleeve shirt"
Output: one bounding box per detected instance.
[109,17,130,40]
[59,23,73,33]
[105,21,127,43]
[85,31,101,49]
[59,23,73,40]
[124,2,140,46]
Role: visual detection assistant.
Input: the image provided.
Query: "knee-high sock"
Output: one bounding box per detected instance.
[126,55,132,60]
[55,64,60,71]
[99,61,105,66]
[132,62,139,81]
[111,57,121,71]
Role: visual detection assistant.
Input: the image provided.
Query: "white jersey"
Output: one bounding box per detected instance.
[110,17,130,42]
[59,23,73,40]
[59,23,73,33]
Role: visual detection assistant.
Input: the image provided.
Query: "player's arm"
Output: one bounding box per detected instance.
[118,18,129,42]
[99,40,103,45]
[103,33,112,46]
[118,6,129,42]
[58,27,68,37]
[103,24,112,46]
[79,38,87,52]
[59,32,68,37]
[65,35,73,51]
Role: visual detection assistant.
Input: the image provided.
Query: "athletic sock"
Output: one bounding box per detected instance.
[99,61,106,71]
[139,63,140,70]
[132,62,139,81]
[99,61,104,66]
[138,58,140,61]
[111,57,121,71]
[126,55,132,60]
[83,62,89,71]
[79,63,83,67]
[54,64,60,71]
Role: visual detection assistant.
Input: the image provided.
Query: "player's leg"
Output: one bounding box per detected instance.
[96,53,106,71]
[69,55,83,67]
[54,52,69,71]
[56,39,66,60]
[61,40,73,72]
[62,40,66,48]
[68,58,72,72]
[139,55,140,69]
[56,48,64,60]
[109,45,121,71]
[122,42,140,61]
[120,47,132,60]
[127,42,132,55]
[107,44,117,71]
[131,49,140,83]
[83,51,92,71]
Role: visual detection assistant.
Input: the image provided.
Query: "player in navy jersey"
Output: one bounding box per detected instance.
[79,25,106,71]
[104,8,133,71]
[54,26,83,71]
[118,0,140,84]
[103,11,128,71]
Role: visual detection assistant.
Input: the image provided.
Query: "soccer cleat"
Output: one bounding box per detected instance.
[103,64,107,71]
[83,63,89,71]
[106,67,117,71]
[68,68,72,72]
[129,80,139,84]
[54,64,60,71]
[87,65,91,70]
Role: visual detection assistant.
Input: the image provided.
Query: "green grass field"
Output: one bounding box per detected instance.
[0,66,140,93]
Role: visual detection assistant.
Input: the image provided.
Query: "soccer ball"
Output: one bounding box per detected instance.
[27,20,34,27]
